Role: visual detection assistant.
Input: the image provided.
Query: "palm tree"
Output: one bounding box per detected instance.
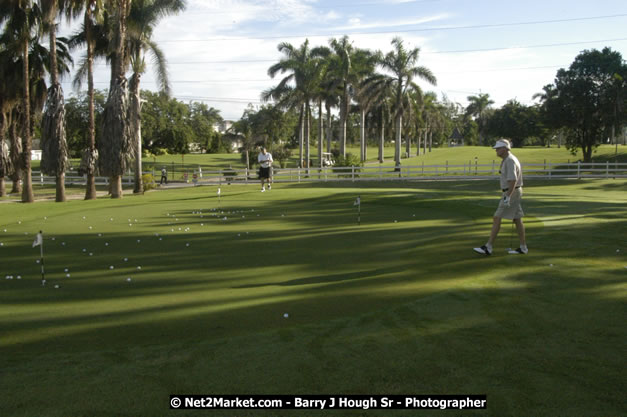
[99,0,133,198]
[0,41,19,197]
[327,36,377,158]
[465,93,494,146]
[40,0,71,202]
[263,40,328,169]
[127,0,185,194]
[66,0,105,200]
[0,0,42,203]
[364,37,436,166]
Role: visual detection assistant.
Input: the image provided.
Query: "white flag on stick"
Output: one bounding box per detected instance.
[217,187,221,196]
[32,232,43,248]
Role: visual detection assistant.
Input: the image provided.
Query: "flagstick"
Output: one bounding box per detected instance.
[358,195,361,226]
[39,230,45,286]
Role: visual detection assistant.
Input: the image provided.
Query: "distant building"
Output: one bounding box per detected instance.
[213,120,233,134]
[449,127,464,147]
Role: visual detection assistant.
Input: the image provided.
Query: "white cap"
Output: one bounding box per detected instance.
[493,139,511,149]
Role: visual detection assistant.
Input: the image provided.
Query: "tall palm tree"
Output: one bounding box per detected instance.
[99,0,132,198]
[0,41,19,197]
[0,0,43,203]
[127,0,185,194]
[465,93,494,146]
[66,0,106,200]
[263,40,328,169]
[364,37,436,166]
[327,36,377,158]
[40,0,70,202]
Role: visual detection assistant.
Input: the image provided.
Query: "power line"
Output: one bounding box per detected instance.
[158,13,627,43]
[90,37,626,67]
[184,0,442,15]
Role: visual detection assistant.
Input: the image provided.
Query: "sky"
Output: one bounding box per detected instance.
[59,0,627,121]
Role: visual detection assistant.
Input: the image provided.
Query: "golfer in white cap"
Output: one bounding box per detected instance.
[474,139,528,256]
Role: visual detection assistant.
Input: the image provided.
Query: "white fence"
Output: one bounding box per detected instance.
[31,161,627,186]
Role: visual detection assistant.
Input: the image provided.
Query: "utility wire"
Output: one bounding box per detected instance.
[158,13,627,42]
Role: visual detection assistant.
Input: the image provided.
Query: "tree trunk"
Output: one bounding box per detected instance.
[21,39,33,203]
[85,13,97,200]
[378,115,384,163]
[298,104,304,168]
[318,100,323,168]
[339,86,349,158]
[56,173,66,201]
[110,175,122,198]
[424,128,428,155]
[360,109,366,162]
[305,102,310,172]
[130,72,143,194]
[394,114,402,166]
[325,102,332,153]
[429,130,432,152]
[9,118,21,194]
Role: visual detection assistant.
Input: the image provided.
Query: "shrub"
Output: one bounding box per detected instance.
[333,153,362,178]
[142,173,156,191]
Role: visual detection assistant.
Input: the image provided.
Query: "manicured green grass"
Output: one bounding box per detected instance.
[1,179,625,416]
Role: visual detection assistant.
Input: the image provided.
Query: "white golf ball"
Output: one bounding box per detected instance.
[159,237,163,241]
[61,242,66,246]
[54,285,59,289]
[124,258,128,262]
[109,266,114,270]
[66,274,70,278]
[0,243,3,246]
[137,266,142,270]
[89,253,93,256]
[83,248,87,252]
[283,313,289,318]
[550,264,554,267]
[36,259,40,264]
[186,243,190,247]
[126,277,132,282]
[617,249,620,253]
[52,237,56,241]
[64,268,69,272]
[16,275,21,280]
[137,239,141,243]
[89,226,93,230]
[105,242,109,246]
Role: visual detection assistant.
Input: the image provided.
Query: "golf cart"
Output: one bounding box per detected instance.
[322,152,335,167]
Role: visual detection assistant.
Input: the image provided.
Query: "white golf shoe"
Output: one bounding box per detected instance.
[473,245,492,256]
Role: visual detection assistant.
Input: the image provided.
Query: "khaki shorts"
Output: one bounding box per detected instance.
[494,188,524,220]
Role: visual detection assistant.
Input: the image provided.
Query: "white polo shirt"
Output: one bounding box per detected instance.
[258,152,273,168]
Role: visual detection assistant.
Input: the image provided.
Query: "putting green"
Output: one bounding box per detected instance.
[1,179,625,416]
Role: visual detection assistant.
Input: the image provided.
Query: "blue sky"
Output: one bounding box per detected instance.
[60,0,627,121]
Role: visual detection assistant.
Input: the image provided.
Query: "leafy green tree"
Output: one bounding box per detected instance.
[537,47,627,161]
[64,90,106,157]
[189,102,222,152]
[486,100,544,147]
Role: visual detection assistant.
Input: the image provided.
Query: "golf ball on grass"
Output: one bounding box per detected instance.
[283,313,289,318]
[109,266,114,270]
